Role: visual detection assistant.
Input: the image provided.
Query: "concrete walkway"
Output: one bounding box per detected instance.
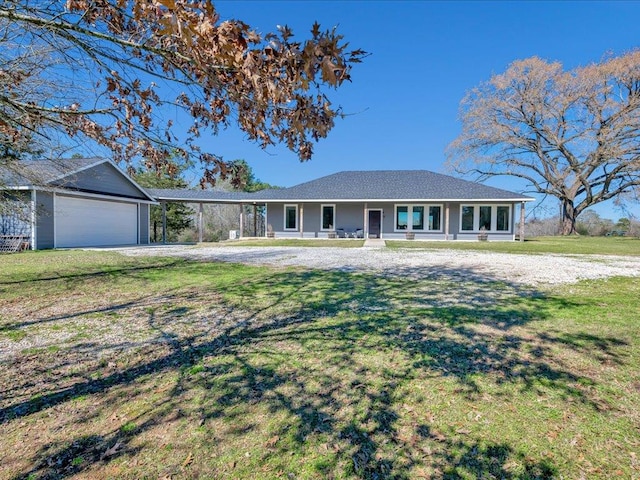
[363,238,386,248]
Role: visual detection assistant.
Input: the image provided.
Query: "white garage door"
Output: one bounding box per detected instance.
[56,195,138,247]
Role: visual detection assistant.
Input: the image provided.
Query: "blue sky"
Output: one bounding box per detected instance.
[201,1,639,221]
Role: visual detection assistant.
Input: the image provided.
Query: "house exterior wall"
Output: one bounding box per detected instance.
[30,191,150,250]
[139,203,150,244]
[265,201,520,241]
[50,163,147,200]
[35,191,55,249]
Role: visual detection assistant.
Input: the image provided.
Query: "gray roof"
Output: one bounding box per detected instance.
[147,170,533,203]
[249,170,533,202]
[4,163,533,203]
[1,158,155,201]
[1,157,103,187]
[147,188,250,202]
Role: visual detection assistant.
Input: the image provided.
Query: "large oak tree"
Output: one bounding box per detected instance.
[0,0,365,184]
[447,51,640,235]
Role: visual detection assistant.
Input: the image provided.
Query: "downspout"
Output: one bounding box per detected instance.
[239,204,244,238]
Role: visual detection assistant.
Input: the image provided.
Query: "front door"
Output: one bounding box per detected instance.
[368,210,381,238]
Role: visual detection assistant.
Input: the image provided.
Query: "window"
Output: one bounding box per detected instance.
[321,204,335,230]
[461,206,475,231]
[396,206,408,230]
[496,206,510,231]
[284,205,297,230]
[429,206,441,230]
[396,205,442,231]
[460,205,512,232]
[412,206,424,230]
[479,206,492,230]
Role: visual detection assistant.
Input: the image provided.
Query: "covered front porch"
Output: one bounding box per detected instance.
[265,201,528,241]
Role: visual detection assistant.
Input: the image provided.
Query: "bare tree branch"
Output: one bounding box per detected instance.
[447,52,640,234]
[0,0,366,182]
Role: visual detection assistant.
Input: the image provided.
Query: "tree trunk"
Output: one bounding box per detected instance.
[561,199,579,235]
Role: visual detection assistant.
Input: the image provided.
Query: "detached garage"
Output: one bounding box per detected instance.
[55,195,140,248]
[1,157,154,249]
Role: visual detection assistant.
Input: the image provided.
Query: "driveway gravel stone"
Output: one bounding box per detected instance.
[110,244,640,286]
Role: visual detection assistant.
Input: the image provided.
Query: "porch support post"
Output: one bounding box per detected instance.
[30,189,37,250]
[198,203,203,243]
[299,203,304,238]
[253,204,257,237]
[364,202,368,238]
[239,205,244,238]
[264,204,268,238]
[161,201,167,244]
[445,203,450,241]
[519,202,525,242]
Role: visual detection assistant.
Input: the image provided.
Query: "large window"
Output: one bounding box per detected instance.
[412,206,424,230]
[461,206,475,231]
[396,206,408,230]
[496,206,510,231]
[321,204,335,230]
[396,205,442,231]
[284,204,298,230]
[429,206,441,230]
[479,206,492,230]
[460,205,512,232]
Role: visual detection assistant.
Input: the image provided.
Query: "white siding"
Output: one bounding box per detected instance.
[55,195,137,247]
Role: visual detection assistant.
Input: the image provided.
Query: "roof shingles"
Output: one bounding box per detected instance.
[249,170,533,201]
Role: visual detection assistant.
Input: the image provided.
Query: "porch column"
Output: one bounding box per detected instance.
[519,202,526,242]
[364,202,368,238]
[161,201,167,244]
[239,205,244,238]
[253,204,257,237]
[299,203,304,238]
[264,204,268,238]
[30,189,37,250]
[198,203,203,243]
[444,203,450,241]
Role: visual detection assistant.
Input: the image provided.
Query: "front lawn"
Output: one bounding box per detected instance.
[387,235,640,256]
[1,251,638,479]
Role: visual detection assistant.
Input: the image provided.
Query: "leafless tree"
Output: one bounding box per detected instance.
[448,52,640,235]
[575,210,614,236]
[0,1,365,182]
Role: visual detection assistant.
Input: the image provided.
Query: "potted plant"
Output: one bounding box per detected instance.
[477,226,488,241]
[266,224,275,238]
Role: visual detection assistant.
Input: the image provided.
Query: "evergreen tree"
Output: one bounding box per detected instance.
[134,169,193,243]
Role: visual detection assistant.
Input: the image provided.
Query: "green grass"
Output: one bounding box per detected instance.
[0,250,638,479]
[387,235,640,255]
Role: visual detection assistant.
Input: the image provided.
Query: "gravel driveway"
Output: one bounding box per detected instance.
[112,244,640,286]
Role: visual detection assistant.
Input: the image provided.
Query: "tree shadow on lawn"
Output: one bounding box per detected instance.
[0,259,182,286]
[1,262,629,479]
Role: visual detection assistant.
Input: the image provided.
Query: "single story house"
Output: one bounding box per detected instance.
[2,159,534,249]
[247,170,534,241]
[0,158,154,249]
